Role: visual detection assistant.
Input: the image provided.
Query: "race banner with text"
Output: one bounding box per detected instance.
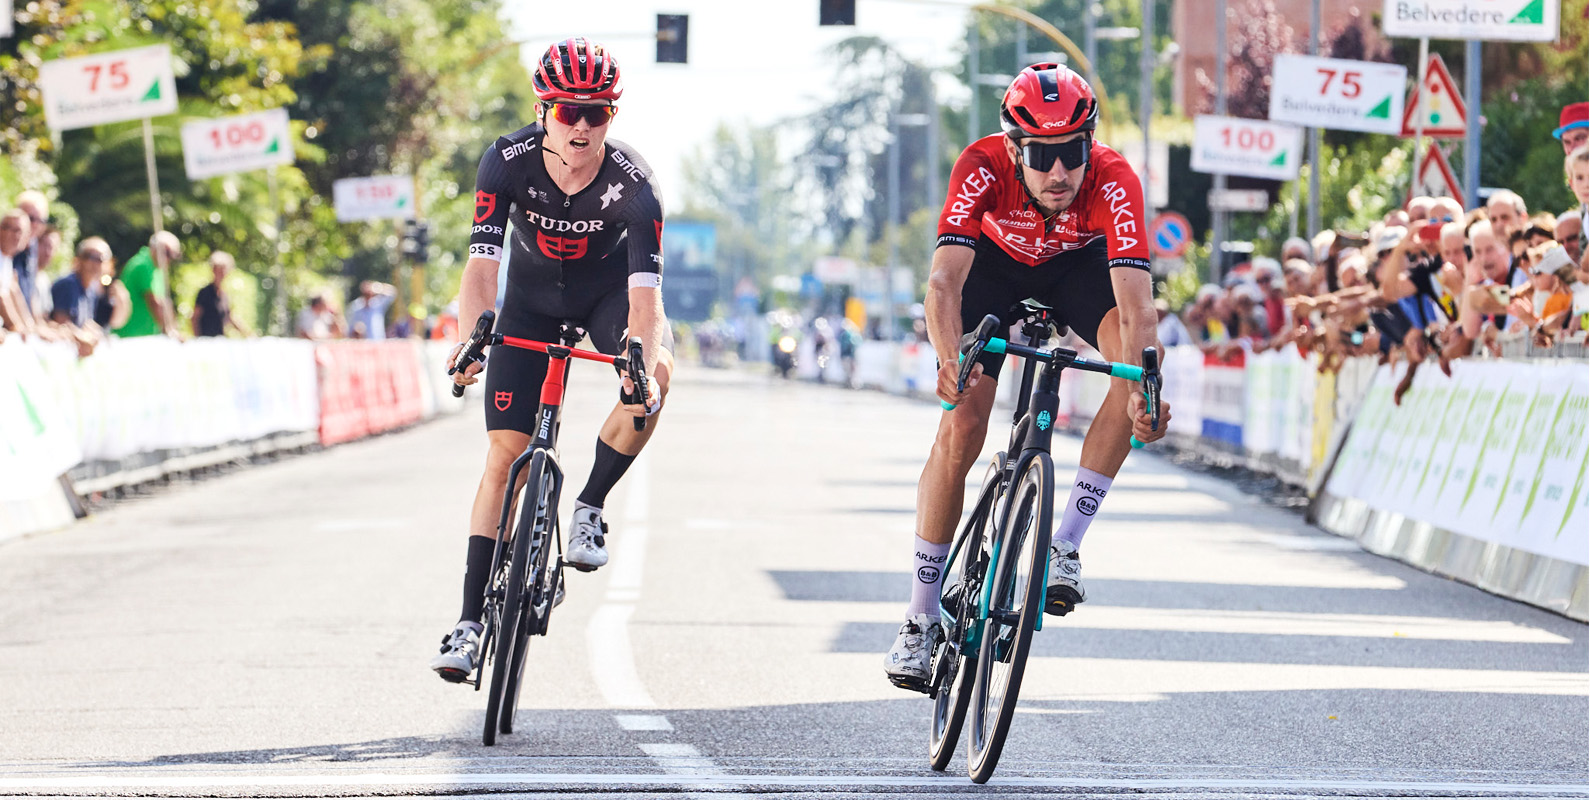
[1324,360,1587,566]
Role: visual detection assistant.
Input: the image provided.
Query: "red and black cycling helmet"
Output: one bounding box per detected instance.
[533,37,623,103]
[1000,63,1097,139]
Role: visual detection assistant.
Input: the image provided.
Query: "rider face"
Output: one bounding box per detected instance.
[541,100,615,169]
[1003,131,1088,215]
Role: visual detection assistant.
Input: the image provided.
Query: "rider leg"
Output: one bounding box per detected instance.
[911,378,999,608]
[1054,306,1132,552]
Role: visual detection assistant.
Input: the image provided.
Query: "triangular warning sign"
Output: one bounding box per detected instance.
[1412,143,1462,202]
[141,80,162,102]
[1401,54,1467,138]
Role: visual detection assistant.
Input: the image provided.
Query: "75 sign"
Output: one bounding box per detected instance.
[37,45,179,131]
[1269,54,1406,135]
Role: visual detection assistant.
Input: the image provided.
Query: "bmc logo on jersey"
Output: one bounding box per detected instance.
[475,191,497,223]
[494,392,513,411]
[537,231,588,260]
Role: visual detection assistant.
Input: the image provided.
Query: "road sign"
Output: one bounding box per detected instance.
[1191,116,1303,181]
[37,45,178,131]
[1208,189,1270,212]
[1148,212,1192,258]
[1383,0,1560,41]
[1269,55,1406,135]
[1400,54,1467,138]
[1413,144,1462,200]
[180,108,293,180]
[332,175,416,222]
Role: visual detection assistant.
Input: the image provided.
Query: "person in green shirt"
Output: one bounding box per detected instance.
[114,231,181,338]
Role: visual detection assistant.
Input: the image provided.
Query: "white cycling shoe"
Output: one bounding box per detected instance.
[883,613,943,693]
[1045,543,1087,616]
[430,622,482,683]
[565,505,609,572]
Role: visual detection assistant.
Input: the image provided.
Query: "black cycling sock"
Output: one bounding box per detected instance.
[576,438,636,508]
[459,535,497,625]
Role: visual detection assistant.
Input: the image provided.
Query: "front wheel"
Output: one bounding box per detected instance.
[928,460,1004,771]
[967,453,1053,784]
[500,450,554,736]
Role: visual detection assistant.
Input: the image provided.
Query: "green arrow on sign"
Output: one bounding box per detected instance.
[265,137,280,154]
[1268,150,1288,167]
[1509,0,1543,24]
[397,196,409,208]
[141,80,162,102]
[1366,96,1391,120]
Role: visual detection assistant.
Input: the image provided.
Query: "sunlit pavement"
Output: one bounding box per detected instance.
[0,366,1583,798]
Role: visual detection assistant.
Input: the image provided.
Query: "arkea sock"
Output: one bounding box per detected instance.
[1054,467,1113,551]
[458,535,497,625]
[905,536,952,618]
[576,438,637,508]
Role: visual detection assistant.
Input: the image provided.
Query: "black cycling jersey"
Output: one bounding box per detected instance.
[469,123,665,334]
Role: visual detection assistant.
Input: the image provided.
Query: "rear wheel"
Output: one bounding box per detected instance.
[967,454,1053,784]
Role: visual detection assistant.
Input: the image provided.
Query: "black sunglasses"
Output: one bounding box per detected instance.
[545,102,615,127]
[1019,138,1089,172]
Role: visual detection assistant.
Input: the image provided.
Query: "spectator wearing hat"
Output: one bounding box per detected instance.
[1509,244,1573,343]
[1553,101,1587,156]
[115,231,181,338]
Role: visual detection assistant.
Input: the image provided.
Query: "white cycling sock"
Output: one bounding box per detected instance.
[905,536,951,618]
[1054,467,1112,552]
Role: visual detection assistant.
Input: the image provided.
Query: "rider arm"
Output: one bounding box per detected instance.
[620,179,667,374]
[453,142,515,383]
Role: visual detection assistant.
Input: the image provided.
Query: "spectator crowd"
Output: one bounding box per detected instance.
[1165,102,1588,403]
[1,189,460,352]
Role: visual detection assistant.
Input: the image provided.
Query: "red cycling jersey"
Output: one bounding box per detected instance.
[936,134,1151,271]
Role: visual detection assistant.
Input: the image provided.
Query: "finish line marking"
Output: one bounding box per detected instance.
[0,773,1582,794]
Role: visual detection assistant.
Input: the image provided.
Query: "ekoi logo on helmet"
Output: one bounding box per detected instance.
[537,231,588,260]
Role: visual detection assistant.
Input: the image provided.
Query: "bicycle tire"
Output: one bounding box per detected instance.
[482,455,540,745]
[967,453,1053,784]
[928,463,1004,771]
[501,451,555,735]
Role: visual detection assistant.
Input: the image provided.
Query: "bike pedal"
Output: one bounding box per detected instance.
[888,674,932,695]
[1044,587,1082,617]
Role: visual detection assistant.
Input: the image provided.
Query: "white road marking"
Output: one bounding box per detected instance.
[827,601,1571,643]
[0,772,1580,794]
[586,455,655,708]
[586,603,654,708]
[615,713,673,731]
[639,743,723,775]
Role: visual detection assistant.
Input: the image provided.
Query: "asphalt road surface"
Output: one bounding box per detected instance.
[1,366,1584,798]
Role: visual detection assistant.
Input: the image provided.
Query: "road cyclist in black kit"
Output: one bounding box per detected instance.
[432,37,674,683]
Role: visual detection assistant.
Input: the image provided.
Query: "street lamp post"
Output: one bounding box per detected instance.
[888,111,932,343]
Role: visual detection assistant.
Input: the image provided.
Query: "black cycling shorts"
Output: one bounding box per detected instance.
[959,236,1117,381]
[483,287,673,434]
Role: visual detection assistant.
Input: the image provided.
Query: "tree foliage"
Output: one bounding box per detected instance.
[0,0,534,333]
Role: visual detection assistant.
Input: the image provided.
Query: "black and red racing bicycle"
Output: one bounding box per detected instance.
[448,310,650,746]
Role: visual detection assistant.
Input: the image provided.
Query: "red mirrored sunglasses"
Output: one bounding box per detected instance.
[546,102,616,127]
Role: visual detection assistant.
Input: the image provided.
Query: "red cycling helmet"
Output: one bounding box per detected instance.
[533,38,623,103]
[1000,63,1097,138]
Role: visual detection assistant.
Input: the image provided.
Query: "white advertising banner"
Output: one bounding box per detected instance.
[1269,55,1407,135]
[0,339,82,501]
[1191,116,1304,181]
[180,108,293,180]
[1383,0,1561,41]
[333,175,417,222]
[1326,360,1587,566]
[37,45,178,131]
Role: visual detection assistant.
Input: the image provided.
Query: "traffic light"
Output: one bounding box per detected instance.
[657,14,688,63]
[401,219,430,264]
[819,0,855,25]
